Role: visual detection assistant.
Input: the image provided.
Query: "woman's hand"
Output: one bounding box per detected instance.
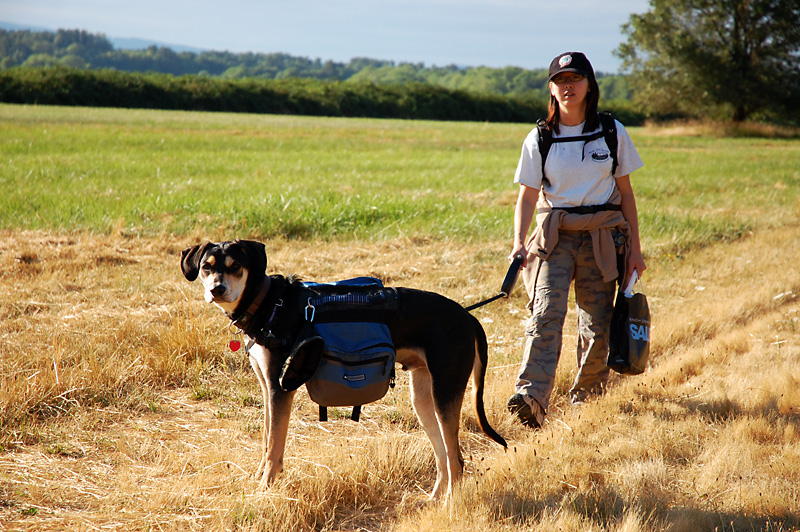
[627,247,646,282]
[509,245,528,268]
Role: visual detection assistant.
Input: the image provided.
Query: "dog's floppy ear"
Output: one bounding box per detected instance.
[234,239,268,274]
[181,242,214,281]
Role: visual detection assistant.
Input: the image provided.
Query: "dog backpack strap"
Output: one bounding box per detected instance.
[317,405,362,422]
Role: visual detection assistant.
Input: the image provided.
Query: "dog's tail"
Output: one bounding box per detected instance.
[471,316,507,449]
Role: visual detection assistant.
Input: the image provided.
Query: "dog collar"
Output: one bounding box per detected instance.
[230,278,271,334]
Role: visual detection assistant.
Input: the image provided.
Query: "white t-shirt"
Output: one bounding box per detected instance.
[513,119,644,208]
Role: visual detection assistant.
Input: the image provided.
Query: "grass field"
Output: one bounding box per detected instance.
[1,104,799,531]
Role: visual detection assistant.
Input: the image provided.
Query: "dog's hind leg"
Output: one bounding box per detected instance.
[432,387,467,502]
[409,365,460,501]
[436,402,465,499]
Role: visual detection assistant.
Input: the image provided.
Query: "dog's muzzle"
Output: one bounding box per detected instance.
[210,284,227,299]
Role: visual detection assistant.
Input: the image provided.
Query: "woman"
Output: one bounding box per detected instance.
[506,52,646,428]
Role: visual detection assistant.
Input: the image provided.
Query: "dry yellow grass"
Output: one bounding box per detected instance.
[1,226,798,531]
[643,120,800,139]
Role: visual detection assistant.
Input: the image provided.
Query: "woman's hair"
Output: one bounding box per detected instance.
[544,75,601,134]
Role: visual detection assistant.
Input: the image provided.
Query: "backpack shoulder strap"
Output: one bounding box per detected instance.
[536,119,553,183]
[537,114,619,179]
[598,112,619,176]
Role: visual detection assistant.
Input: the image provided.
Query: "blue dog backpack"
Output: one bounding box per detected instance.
[306,320,396,408]
[280,277,398,420]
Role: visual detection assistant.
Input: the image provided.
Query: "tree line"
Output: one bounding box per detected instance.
[0,28,633,102]
[0,66,645,125]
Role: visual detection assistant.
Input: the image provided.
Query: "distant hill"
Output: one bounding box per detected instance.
[0,21,51,32]
[107,37,205,55]
[0,21,205,54]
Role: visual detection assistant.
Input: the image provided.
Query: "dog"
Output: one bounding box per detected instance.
[180,239,507,501]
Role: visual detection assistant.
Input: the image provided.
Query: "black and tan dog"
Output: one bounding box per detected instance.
[180,239,506,500]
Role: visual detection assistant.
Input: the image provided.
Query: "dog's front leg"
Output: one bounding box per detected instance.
[248,347,270,478]
[250,344,295,488]
[260,381,295,489]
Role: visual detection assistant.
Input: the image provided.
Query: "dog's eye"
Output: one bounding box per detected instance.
[201,263,212,272]
[228,262,242,273]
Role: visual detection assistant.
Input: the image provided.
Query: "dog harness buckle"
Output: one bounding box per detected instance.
[266,299,284,337]
[305,298,316,323]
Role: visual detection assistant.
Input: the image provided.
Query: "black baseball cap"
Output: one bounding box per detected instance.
[548,52,595,81]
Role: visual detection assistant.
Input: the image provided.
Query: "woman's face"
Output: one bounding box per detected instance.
[549,73,589,111]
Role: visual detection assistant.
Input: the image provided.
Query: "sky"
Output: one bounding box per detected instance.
[0,0,652,74]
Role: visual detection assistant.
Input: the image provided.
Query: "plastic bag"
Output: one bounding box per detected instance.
[608,271,650,375]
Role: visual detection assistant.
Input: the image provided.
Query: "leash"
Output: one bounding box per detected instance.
[464,255,524,312]
[464,293,506,311]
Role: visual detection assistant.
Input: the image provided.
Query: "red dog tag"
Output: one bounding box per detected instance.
[229,340,241,352]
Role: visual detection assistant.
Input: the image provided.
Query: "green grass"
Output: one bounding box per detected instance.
[3,104,799,253]
[1,105,524,240]
[631,133,800,254]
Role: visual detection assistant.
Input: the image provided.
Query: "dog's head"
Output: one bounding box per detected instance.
[180,240,267,314]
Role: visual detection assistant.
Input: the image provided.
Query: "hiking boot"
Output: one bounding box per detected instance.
[570,386,604,406]
[507,393,545,429]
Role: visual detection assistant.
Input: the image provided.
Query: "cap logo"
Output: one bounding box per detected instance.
[559,55,573,68]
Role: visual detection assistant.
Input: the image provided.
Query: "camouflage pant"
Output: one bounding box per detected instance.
[514,230,615,413]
